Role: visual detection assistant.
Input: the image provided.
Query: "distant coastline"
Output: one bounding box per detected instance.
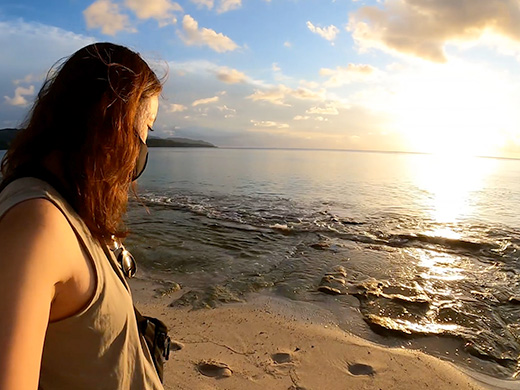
[0,129,216,150]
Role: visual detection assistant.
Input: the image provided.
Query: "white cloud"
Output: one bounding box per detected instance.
[284,41,292,48]
[218,105,236,118]
[307,21,339,43]
[217,105,236,113]
[4,85,35,106]
[0,19,95,81]
[217,0,242,14]
[247,84,325,106]
[320,64,378,87]
[250,119,289,129]
[192,96,219,106]
[299,80,320,89]
[125,0,182,26]
[293,115,310,120]
[179,15,239,52]
[13,73,43,86]
[83,0,135,36]
[306,104,339,115]
[216,67,247,83]
[272,63,281,72]
[190,0,214,10]
[168,103,188,112]
[348,0,520,62]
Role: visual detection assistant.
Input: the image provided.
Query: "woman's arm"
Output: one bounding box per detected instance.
[0,199,74,390]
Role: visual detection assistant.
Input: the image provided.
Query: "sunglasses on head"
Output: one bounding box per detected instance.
[109,237,137,278]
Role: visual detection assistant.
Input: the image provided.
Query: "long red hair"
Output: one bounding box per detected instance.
[1,42,162,239]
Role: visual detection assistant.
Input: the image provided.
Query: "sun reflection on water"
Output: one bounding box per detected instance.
[410,249,465,282]
[410,154,498,223]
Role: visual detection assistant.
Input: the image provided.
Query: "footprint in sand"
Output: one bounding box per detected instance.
[196,360,233,378]
[271,352,292,364]
[170,340,184,351]
[348,363,375,376]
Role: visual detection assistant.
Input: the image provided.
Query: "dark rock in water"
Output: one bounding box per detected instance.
[318,275,346,295]
[332,265,347,278]
[310,241,340,252]
[317,265,349,295]
[321,274,346,285]
[310,242,330,250]
[317,285,343,295]
[340,219,364,225]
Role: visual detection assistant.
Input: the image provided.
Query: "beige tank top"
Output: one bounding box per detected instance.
[0,177,164,390]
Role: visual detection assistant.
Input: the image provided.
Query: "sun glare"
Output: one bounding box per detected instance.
[388,62,516,158]
[410,154,498,223]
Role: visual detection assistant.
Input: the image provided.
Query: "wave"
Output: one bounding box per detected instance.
[134,191,520,265]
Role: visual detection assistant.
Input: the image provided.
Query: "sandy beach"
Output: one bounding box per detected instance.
[128,277,509,390]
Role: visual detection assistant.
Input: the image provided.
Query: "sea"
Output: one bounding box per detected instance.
[125,147,520,383]
[5,147,520,382]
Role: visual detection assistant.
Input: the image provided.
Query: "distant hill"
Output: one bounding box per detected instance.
[0,128,19,150]
[0,129,216,150]
[147,136,216,148]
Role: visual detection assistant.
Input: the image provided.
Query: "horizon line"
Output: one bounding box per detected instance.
[215,146,520,162]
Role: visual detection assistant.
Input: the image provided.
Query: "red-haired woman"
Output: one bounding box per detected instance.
[0,42,164,389]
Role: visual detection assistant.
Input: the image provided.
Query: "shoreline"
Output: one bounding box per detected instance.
[129,277,515,390]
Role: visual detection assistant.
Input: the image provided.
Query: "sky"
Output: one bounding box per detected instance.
[2,0,520,158]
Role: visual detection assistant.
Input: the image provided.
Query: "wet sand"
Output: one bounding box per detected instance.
[129,277,501,390]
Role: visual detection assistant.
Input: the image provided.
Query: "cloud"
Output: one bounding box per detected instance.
[247,84,325,106]
[83,0,135,36]
[314,116,328,121]
[191,0,214,9]
[168,103,188,112]
[348,0,520,62]
[293,115,310,120]
[250,119,289,129]
[217,0,242,14]
[216,67,246,83]
[192,96,219,106]
[125,0,182,26]
[306,104,339,115]
[218,105,236,118]
[320,63,378,87]
[307,21,339,42]
[284,41,292,48]
[178,15,239,52]
[4,85,35,106]
[14,73,44,86]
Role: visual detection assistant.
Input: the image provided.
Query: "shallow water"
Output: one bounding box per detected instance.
[124,148,519,380]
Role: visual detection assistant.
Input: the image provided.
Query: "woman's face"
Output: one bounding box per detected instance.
[138,95,159,142]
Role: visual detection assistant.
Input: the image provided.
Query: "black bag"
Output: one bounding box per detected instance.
[134,307,171,383]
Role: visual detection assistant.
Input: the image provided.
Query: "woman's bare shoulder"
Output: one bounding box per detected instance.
[0,198,78,283]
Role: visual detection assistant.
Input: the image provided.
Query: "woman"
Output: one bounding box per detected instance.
[0,42,164,389]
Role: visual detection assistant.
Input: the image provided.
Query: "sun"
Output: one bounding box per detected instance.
[387,61,516,158]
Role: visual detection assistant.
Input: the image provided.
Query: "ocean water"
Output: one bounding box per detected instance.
[3,148,519,380]
[125,148,520,381]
